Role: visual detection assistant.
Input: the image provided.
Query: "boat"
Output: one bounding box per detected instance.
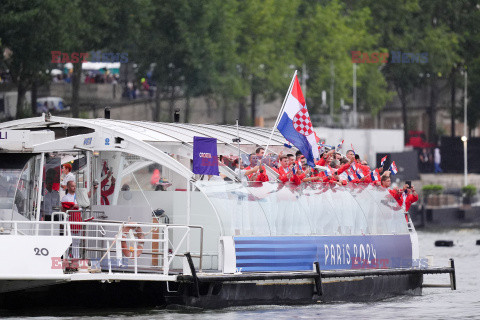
[0,114,455,309]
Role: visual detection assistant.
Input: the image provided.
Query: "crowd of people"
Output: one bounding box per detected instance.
[219,146,418,212]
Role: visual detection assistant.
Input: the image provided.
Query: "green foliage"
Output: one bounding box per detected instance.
[2,0,480,127]
[79,111,90,119]
[422,184,444,196]
[300,1,391,116]
[0,0,65,117]
[461,185,477,198]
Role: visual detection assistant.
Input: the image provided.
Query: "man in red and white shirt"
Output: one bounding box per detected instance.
[61,181,81,259]
[278,155,293,183]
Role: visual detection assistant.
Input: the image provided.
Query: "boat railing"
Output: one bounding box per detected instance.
[0,216,203,276]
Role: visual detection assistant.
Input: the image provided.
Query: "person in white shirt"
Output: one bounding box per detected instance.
[61,181,80,259]
[434,147,442,174]
[60,163,75,192]
[61,181,78,206]
[233,159,259,182]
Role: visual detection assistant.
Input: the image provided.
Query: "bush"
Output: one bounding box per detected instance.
[462,185,477,198]
[422,184,444,196]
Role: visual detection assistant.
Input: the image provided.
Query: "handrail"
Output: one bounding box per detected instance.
[2,219,204,275]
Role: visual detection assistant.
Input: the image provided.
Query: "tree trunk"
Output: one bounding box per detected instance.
[238,97,247,125]
[428,81,438,143]
[31,79,38,116]
[168,85,175,122]
[205,96,212,118]
[250,90,256,126]
[222,96,228,124]
[154,86,161,122]
[15,79,27,119]
[185,95,191,123]
[397,86,409,144]
[71,62,82,118]
[450,70,456,137]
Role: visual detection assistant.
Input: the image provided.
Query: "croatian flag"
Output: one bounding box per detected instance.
[277,74,319,167]
[380,155,387,166]
[390,161,398,175]
[370,171,380,181]
[336,139,344,152]
[351,162,358,172]
[351,162,364,179]
[324,166,333,177]
[347,168,355,181]
[355,169,364,179]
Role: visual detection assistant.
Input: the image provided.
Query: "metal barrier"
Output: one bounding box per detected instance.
[0,218,203,276]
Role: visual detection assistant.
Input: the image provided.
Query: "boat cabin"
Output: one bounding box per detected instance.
[0,115,417,278]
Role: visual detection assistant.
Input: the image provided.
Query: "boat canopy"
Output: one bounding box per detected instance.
[0,115,291,181]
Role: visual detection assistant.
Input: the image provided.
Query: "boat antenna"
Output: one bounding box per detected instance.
[233,119,242,171]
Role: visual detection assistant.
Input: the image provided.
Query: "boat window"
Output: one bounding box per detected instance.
[40,153,62,220]
[0,154,36,221]
[195,181,409,236]
[13,157,36,220]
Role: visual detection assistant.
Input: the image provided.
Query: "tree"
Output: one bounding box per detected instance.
[235,0,300,125]
[0,0,64,118]
[61,0,148,118]
[417,25,459,142]
[300,0,391,124]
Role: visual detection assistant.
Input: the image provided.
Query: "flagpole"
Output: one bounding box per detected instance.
[263,70,297,157]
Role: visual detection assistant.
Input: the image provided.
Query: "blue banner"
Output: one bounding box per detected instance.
[234,235,412,272]
[193,136,219,175]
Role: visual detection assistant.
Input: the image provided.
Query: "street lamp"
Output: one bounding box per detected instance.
[461,135,468,186]
[462,69,468,187]
[353,63,357,128]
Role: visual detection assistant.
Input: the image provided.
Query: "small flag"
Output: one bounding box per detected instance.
[355,169,364,179]
[380,155,387,166]
[325,166,333,177]
[370,171,380,181]
[390,161,398,175]
[347,169,355,181]
[284,142,292,148]
[336,139,344,152]
[351,162,358,172]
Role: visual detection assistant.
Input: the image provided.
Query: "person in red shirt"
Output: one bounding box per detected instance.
[278,155,293,183]
[316,149,335,167]
[255,166,269,182]
[346,150,355,161]
[401,183,419,212]
[287,154,295,166]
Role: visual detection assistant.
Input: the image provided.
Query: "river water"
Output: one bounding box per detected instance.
[2,229,480,319]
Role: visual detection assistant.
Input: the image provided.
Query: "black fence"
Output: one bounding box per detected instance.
[440,137,480,174]
[376,150,420,181]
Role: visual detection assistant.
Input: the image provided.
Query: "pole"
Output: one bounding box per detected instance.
[263,70,297,156]
[186,177,190,252]
[463,70,468,187]
[302,63,307,96]
[236,119,241,168]
[353,63,357,128]
[330,63,334,125]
